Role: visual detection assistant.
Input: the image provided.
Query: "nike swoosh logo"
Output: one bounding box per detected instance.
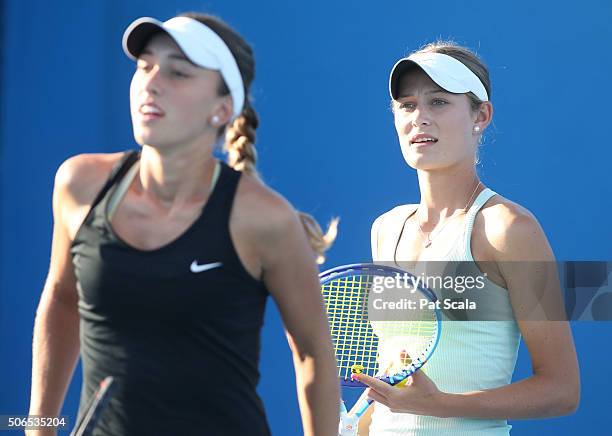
[190,261,223,273]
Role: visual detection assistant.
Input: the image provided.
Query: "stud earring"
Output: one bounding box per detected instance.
[474,125,481,132]
[211,115,220,126]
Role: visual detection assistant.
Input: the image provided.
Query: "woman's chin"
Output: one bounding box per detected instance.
[133,131,169,148]
[402,150,469,172]
[410,157,466,172]
[402,154,444,171]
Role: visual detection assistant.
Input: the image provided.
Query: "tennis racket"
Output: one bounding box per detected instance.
[319,264,441,434]
[70,376,115,436]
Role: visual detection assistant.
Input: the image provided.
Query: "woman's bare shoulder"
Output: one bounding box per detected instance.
[234,173,298,234]
[477,193,552,261]
[54,152,126,206]
[480,194,539,232]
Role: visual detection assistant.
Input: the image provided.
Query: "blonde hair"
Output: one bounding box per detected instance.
[180,12,338,264]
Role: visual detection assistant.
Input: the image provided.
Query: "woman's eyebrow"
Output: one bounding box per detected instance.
[397,88,447,98]
[139,50,192,64]
[167,53,191,63]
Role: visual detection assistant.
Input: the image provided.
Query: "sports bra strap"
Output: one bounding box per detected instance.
[89,150,140,210]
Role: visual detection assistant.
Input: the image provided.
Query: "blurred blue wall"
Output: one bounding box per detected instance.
[1,0,610,434]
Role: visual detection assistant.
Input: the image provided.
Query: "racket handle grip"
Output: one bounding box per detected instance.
[353,397,374,418]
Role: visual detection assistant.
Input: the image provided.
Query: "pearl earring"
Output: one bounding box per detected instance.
[211,115,220,125]
[474,125,481,132]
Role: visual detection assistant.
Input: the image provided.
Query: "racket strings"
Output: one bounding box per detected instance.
[323,275,378,380]
[322,272,440,382]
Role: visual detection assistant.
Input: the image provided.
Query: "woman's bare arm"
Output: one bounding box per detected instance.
[27,155,119,435]
[242,185,339,436]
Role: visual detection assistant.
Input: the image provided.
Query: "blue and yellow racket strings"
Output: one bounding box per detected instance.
[324,275,378,380]
[323,273,438,380]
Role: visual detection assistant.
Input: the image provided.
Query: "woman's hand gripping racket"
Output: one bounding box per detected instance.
[319,264,441,435]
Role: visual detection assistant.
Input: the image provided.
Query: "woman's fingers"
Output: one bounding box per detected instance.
[354,374,393,397]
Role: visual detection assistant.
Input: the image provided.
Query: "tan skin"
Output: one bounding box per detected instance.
[353,68,580,433]
[28,33,339,436]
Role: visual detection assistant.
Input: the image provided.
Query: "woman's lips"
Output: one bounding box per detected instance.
[412,139,437,148]
[138,103,165,120]
[139,112,164,121]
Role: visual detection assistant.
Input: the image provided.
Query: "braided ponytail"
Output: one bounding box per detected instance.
[297,212,339,265]
[224,104,259,174]
[225,103,338,263]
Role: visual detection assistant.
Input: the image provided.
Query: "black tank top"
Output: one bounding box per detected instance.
[71,151,271,435]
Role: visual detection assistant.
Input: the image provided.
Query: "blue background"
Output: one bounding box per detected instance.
[1,0,610,434]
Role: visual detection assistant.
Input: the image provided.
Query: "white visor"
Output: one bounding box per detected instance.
[123,16,245,119]
[389,52,489,102]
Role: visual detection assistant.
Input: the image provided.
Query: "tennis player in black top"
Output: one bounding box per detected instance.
[28,12,339,436]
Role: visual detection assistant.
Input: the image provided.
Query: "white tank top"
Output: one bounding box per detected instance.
[368,189,521,435]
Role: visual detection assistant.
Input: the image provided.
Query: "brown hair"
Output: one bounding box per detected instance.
[413,40,491,112]
[180,12,337,264]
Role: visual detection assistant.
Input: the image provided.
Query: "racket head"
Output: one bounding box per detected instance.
[320,263,441,388]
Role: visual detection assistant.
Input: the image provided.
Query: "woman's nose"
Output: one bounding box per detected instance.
[411,107,431,127]
[142,65,163,96]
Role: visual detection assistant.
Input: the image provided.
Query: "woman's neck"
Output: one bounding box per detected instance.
[416,163,482,224]
[137,141,217,209]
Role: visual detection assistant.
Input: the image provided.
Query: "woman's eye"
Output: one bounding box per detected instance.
[432,99,448,106]
[399,102,415,111]
[171,70,190,78]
